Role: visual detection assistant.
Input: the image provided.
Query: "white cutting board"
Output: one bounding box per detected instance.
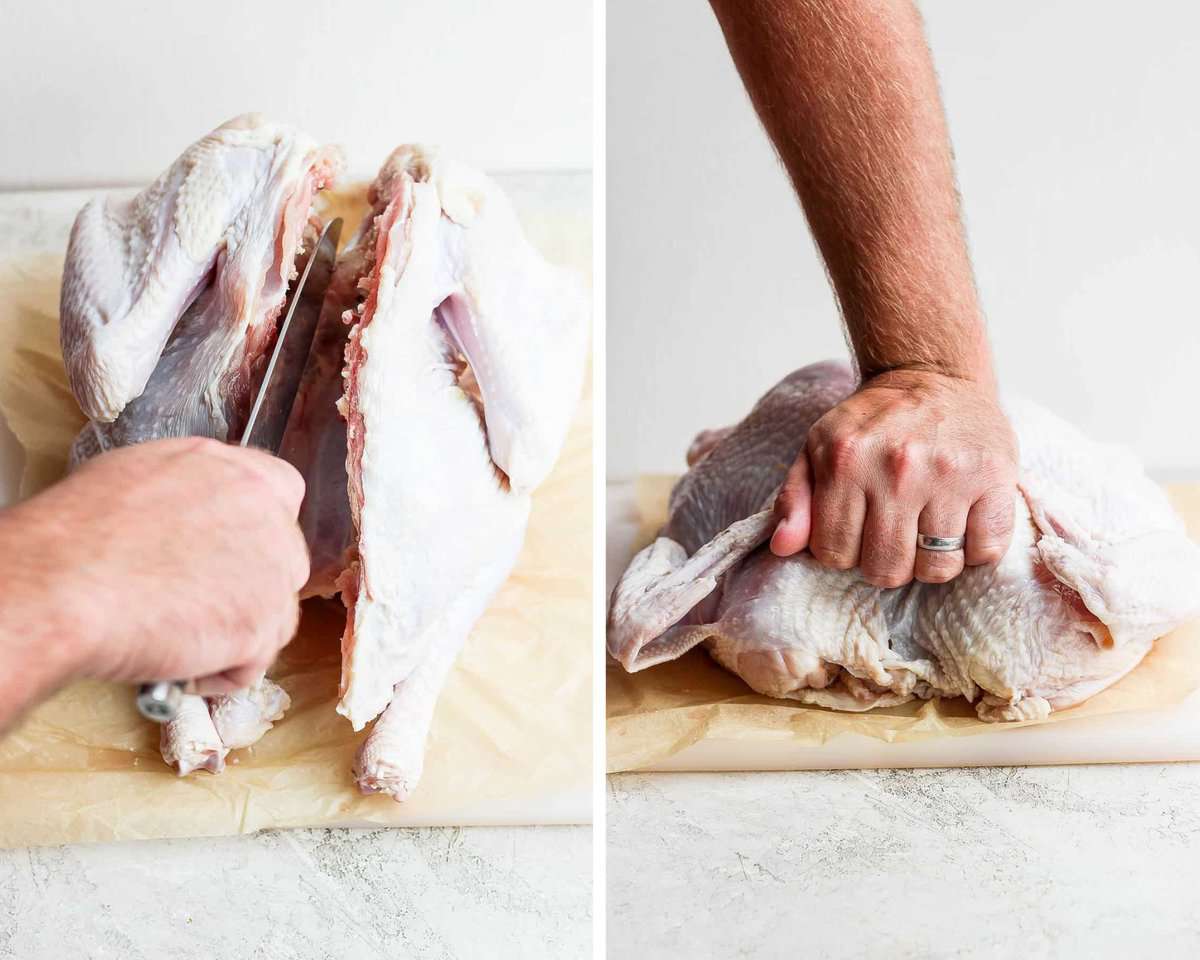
[608,479,1200,771]
[0,181,592,827]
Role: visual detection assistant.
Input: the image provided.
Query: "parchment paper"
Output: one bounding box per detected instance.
[0,185,592,847]
[607,475,1200,772]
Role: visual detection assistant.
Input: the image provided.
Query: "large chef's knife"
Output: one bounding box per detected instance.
[136,217,343,723]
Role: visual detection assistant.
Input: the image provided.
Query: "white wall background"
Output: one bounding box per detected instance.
[608,0,1200,478]
[0,0,592,187]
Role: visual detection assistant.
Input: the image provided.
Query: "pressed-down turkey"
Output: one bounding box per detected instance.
[608,362,1200,721]
[59,117,587,797]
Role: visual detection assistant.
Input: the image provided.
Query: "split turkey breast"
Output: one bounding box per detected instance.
[608,362,1200,721]
[290,145,588,798]
[61,114,341,774]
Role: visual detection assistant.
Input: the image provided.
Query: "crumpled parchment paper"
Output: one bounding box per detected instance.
[0,185,592,847]
[607,475,1200,773]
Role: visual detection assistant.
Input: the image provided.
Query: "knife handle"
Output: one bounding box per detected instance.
[136,680,187,722]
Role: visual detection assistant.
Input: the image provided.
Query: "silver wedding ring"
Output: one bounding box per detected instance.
[917,533,966,552]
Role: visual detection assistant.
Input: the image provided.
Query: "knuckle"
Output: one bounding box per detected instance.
[177,436,221,457]
[805,437,829,469]
[232,602,259,634]
[968,541,1006,565]
[827,434,862,474]
[884,442,930,493]
[277,462,307,504]
[976,450,1004,480]
[815,515,856,547]
[979,445,1017,481]
[812,544,855,570]
[807,417,835,447]
[811,426,863,476]
[225,455,271,493]
[916,558,962,584]
[862,569,909,589]
[980,501,1014,539]
[932,448,959,479]
[860,542,904,582]
[886,440,925,477]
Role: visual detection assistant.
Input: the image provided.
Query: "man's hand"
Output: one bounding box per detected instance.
[709,0,1017,579]
[0,437,309,729]
[770,370,1018,586]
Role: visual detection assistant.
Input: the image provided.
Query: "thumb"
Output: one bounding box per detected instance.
[770,453,812,557]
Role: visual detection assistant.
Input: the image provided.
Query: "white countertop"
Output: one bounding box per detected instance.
[608,765,1200,958]
[0,825,589,958]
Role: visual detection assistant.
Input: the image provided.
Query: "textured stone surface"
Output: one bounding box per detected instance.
[609,766,1200,958]
[0,826,590,958]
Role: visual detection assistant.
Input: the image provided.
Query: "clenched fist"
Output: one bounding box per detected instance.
[770,370,1019,587]
[0,437,309,729]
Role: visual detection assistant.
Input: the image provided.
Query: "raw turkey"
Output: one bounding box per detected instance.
[58,117,587,793]
[61,113,342,460]
[60,114,342,774]
[608,362,1200,721]
[285,144,588,797]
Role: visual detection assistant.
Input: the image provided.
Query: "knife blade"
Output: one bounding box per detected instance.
[242,216,342,453]
[135,217,343,724]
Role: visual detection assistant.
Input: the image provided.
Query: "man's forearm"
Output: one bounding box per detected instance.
[710,0,992,386]
[0,503,90,731]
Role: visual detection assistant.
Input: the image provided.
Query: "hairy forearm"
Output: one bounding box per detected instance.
[710,0,993,387]
[0,503,91,732]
